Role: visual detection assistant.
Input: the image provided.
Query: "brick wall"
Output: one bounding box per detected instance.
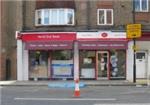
[36,0,75,9]
[0,1,23,80]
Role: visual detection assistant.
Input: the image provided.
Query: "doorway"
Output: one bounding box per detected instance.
[97,51,109,79]
[136,51,147,78]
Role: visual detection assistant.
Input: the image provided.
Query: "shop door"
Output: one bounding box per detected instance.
[97,51,109,79]
[136,51,147,78]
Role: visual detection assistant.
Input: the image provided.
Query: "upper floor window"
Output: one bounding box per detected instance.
[35,9,75,26]
[97,9,113,25]
[134,0,149,12]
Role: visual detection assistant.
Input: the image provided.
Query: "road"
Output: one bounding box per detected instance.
[0,86,150,105]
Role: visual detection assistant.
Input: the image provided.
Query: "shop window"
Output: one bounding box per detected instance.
[136,52,145,59]
[52,50,73,60]
[134,0,149,12]
[97,9,113,25]
[29,51,49,79]
[35,9,75,26]
[51,50,73,78]
[79,51,96,78]
[110,50,126,79]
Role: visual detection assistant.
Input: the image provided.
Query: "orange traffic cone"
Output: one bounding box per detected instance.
[74,79,80,97]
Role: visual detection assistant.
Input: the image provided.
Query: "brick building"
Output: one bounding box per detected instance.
[0,1,23,80]
[1,0,150,81]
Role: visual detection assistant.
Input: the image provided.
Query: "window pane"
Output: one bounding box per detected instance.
[106,10,112,24]
[37,11,42,24]
[110,50,126,78]
[51,10,57,24]
[134,0,140,11]
[58,10,65,24]
[67,12,73,24]
[44,10,49,24]
[51,50,73,78]
[99,10,104,24]
[29,51,48,78]
[67,9,74,24]
[52,50,73,60]
[79,51,96,78]
[142,0,148,11]
[136,52,145,59]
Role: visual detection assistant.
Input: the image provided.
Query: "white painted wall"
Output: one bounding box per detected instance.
[136,41,150,49]
[147,50,150,85]
[23,45,29,80]
[17,40,23,80]
[126,41,134,82]
[74,41,79,80]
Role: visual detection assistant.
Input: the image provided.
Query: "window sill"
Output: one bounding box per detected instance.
[134,11,149,13]
[97,24,114,26]
[35,24,75,27]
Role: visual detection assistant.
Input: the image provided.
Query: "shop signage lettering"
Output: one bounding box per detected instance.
[78,41,127,49]
[37,35,60,39]
[77,32,126,39]
[81,43,125,47]
[21,32,76,41]
[25,41,73,50]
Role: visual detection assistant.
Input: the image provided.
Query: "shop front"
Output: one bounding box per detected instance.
[77,32,128,80]
[26,42,74,80]
[16,31,128,81]
[17,32,76,80]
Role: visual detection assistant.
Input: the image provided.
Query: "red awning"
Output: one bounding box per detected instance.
[25,41,73,50]
[78,40,128,50]
[21,32,76,42]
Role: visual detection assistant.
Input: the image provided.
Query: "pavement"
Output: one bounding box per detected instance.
[0,79,150,86]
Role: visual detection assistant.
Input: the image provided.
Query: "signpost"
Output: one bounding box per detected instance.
[127,24,141,83]
[127,24,141,38]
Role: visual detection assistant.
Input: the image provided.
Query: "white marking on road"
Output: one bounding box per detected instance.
[94,103,150,105]
[14,98,116,101]
[0,81,16,85]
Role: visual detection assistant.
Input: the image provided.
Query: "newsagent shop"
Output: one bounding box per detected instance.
[16,31,132,81]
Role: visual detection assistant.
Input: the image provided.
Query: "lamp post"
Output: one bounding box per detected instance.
[127,24,141,83]
[133,38,136,83]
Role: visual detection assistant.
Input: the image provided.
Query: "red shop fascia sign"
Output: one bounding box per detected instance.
[16,32,77,41]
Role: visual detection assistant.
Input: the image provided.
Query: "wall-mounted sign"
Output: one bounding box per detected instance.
[127,24,141,38]
[77,32,99,39]
[25,41,73,50]
[78,41,128,49]
[77,31,126,40]
[101,33,108,38]
[51,60,73,78]
[21,32,76,41]
[99,31,126,39]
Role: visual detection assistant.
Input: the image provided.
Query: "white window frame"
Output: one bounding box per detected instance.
[134,0,149,12]
[97,9,113,26]
[35,8,75,26]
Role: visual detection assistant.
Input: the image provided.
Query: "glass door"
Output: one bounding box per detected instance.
[97,51,109,79]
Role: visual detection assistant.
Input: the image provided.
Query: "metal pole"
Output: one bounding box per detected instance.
[133,38,136,83]
[132,0,136,83]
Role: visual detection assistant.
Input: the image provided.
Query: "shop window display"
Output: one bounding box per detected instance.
[110,50,126,79]
[29,51,49,79]
[79,51,96,78]
[51,50,73,78]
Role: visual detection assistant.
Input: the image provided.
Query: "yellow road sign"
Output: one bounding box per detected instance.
[127,24,141,38]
